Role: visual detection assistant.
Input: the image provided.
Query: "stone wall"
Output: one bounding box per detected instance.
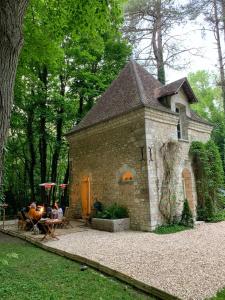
[67,108,151,231]
[67,104,212,231]
[144,107,212,230]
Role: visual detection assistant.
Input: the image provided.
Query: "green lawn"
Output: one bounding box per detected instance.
[0,236,153,300]
[153,224,192,234]
[210,288,225,299]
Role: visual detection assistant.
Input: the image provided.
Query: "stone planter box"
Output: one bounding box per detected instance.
[91,218,130,232]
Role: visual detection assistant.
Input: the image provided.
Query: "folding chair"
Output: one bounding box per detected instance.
[61,207,73,228]
[25,213,40,233]
[17,212,27,231]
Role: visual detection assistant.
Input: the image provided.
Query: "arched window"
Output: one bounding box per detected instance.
[182,168,194,212]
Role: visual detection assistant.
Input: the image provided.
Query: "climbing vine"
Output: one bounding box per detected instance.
[159,140,180,224]
[190,140,224,220]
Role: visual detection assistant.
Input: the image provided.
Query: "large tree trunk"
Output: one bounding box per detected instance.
[152,0,165,84]
[0,0,29,189]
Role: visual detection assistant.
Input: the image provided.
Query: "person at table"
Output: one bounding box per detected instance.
[52,204,58,219]
[28,202,41,222]
[57,206,63,220]
[53,201,63,220]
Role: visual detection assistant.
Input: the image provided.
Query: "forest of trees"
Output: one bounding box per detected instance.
[0,0,225,213]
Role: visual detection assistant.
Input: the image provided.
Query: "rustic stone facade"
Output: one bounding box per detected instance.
[67,104,212,231]
[144,106,212,229]
[68,109,151,231]
[66,61,212,231]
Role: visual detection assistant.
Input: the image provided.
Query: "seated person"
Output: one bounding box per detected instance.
[28,202,41,222]
[57,206,63,220]
[52,204,58,219]
[54,201,59,210]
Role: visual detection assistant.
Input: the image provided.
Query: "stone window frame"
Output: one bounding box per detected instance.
[175,104,188,141]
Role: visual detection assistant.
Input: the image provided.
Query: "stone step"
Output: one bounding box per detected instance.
[195,221,205,227]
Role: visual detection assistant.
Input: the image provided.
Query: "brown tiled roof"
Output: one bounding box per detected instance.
[189,110,213,126]
[67,61,210,135]
[155,78,198,103]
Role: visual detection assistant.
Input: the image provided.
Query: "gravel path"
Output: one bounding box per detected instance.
[45,222,225,300]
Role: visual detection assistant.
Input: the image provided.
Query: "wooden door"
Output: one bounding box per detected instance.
[81,176,91,218]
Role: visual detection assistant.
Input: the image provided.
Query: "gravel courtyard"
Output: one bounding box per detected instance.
[45,222,225,300]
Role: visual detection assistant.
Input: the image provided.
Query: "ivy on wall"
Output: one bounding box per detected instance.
[159,140,180,224]
[190,140,224,220]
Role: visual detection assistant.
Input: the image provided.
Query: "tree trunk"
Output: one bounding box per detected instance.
[38,66,48,202]
[27,106,36,200]
[77,95,84,122]
[213,0,225,115]
[61,158,69,208]
[213,0,225,176]
[51,75,65,183]
[152,0,165,84]
[38,66,48,183]
[0,0,29,189]
[220,0,225,44]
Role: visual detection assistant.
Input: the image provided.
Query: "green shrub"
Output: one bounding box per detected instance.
[153,224,191,234]
[96,203,128,219]
[181,199,194,227]
[207,210,225,223]
[190,140,224,221]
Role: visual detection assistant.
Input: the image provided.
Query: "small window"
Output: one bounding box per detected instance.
[177,121,181,139]
[175,107,180,114]
[176,106,182,139]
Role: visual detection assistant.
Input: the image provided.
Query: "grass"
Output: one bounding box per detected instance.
[0,238,154,300]
[210,288,225,299]
[153,224,192,234]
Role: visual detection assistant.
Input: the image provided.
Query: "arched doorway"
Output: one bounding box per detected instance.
[80,176,91,218]
[182,168,194,212]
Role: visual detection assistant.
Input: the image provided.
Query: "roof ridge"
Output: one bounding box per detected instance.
[130,60,146,105]
[173,78,186,93]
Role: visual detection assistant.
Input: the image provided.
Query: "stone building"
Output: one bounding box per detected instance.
[66,61,212,231]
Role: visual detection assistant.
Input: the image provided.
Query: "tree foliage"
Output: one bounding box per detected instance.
[123,0,191,83]
[190,140,224,220]
[188,70,225,173]
[3,0,131,210]
[185,0,225,114]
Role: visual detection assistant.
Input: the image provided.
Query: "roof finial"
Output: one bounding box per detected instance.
[130,60,146,105]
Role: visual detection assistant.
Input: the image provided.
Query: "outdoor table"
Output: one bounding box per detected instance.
[40,218,62,241]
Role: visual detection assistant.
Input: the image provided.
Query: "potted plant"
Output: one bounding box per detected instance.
[91,203,130,232]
